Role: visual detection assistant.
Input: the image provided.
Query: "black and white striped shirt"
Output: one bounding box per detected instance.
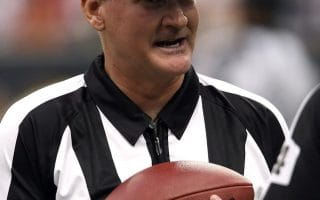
[0,55,287,200]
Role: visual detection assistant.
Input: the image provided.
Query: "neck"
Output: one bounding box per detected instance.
[105,61,185,120]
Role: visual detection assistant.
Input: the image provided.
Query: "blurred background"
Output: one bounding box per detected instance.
[0,0,319,125]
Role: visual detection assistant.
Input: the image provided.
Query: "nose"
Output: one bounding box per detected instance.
[161,2,188,29]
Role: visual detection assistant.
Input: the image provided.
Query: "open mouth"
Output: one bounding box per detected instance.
[154,38,186,48]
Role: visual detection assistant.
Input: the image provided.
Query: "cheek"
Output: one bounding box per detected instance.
[123,19,159,47]
[126,8,162,33]
[188,11,199,33]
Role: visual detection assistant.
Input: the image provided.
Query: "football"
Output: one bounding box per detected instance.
[106,161,254,200]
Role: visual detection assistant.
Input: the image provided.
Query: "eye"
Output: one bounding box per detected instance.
[179,0,196,7]
[142,0,167,8]
[146,0,166,3]
[139,0,196,9]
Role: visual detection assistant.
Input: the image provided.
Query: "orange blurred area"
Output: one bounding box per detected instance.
[15,0,65,51]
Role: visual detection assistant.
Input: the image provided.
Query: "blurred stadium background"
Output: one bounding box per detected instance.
[1,0,319,125]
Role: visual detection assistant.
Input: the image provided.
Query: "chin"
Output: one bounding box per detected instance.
[153,55,192,76]
[171,62,191,74]
[159,62,191,77]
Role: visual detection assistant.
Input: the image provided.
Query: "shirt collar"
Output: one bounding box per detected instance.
[84,54,199,145]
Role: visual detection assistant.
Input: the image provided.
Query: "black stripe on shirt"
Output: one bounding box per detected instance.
[68,88,121,200]
[201,85,246,174]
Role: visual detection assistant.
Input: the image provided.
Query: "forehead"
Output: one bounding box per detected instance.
[101,0,198,17]
[115,0,197,6]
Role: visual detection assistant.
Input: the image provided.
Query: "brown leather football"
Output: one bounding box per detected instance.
[106,161,254,200]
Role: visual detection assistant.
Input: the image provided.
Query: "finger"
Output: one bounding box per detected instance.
[210,194,222,200]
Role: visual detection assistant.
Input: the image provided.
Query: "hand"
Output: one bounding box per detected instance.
[210,194,222,200]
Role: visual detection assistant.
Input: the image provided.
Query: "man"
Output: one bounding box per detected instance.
[261,84,320,199]
[0,0,287,199]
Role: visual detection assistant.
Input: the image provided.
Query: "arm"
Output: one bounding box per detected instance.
[0,110,54,199]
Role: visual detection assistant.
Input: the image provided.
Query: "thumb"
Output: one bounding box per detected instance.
[210,194,222,200]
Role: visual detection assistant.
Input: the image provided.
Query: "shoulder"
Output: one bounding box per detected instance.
[1,74,85,125]
[0,74,87,156]
[0,74,89,198]
[198,73,288,169]
[290,83,320,154]
[263,84,320,199]
[198,73,289,136]
[0,74,87,197]
[291,83,320,135]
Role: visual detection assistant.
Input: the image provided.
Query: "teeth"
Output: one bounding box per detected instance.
[155,38,183,48]
[169,43,180,48]
[166,41,180,48]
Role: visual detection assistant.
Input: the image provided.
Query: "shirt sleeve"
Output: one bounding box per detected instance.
[0,111,54,200]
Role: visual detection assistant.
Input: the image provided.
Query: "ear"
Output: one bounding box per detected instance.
[81,0,105,31]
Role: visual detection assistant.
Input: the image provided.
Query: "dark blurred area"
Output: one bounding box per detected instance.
[194,0,320,124]
[1,0,320,124]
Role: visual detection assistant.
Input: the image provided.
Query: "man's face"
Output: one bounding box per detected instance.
[99,0,199,78]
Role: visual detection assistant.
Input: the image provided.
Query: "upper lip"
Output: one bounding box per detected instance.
[154,37,186,45]
[153,31,189,45]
